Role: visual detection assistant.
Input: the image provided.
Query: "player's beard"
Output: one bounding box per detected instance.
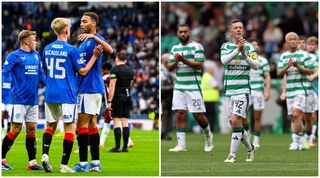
[179,36,190,43]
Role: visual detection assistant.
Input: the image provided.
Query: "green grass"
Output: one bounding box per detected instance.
[161,133,318,176]
[2,129,159,176]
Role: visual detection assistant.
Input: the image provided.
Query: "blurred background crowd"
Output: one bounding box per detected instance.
[2,2,159,127]
[161,2,318,139]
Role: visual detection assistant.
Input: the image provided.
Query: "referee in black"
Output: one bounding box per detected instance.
[107,52,134,152]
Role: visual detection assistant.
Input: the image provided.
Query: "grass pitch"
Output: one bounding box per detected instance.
[161,132,318,176]
[2,129,159,176]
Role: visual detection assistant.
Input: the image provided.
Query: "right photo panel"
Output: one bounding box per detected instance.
[161,2,318,176]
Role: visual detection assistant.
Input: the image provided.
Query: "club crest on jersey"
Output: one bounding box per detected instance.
[15,113,21,119]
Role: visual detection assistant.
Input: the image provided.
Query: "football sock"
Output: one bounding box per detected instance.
[99,123,110,146]
[176,128,186,147]
[253,135,260,145]
[78,127,89,162]
[26,134,37,161]
[230,127,243,156]
[42,128,54,155]
[241,129,253,151]
[61,132,74,165]
[89,127,100,160]
[114,127,121,149]
[123,127,129,149]
[2,131,16,159]
[201,125,211,137]
[292,132,301,144]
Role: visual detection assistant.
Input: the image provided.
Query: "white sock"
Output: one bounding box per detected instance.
[311,125,317,136]
[253,135,260,145]
[304,134,310,143]
[91,160,100,164]
[292,133,300,144]
[176,132,186,148]
[99,123,110,146]
[299,134,305,145]
[80,161,88,166]
[230,132,243,156]
[202,125,212,138]
[241,130,253,151]
[29,159,37,165]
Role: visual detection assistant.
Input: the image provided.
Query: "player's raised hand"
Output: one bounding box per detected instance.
[174,53,184,62]
[237,37,245,52]
[93,45,103,57]
[78,33,94,41]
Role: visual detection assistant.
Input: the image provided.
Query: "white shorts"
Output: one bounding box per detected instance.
[172,90,206,113]
[286,95,307,115]
[78,93,102,115]
[314,91,318,111]
[305,92,316,113]
[45,103,78,123]
[225,94,250,120]
[10,105,38,123]
[250,91,265,110]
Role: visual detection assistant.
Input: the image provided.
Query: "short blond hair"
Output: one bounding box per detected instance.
[285,32,298,41]
[307,36,318,44]
[51,18,70,35]
[18,30,36,44]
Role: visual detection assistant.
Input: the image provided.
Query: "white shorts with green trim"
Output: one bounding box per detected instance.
[250,91,265,110]
[172,90,206,113]
[225,94,250,120]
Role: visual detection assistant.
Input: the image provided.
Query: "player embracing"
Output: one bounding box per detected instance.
[221,19,259,163]
[41,18,103,173]
[277,32,313,150]
[73,12,113,172]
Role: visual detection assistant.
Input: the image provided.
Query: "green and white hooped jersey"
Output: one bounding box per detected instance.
[221,41,258,96]
[250,55,270,92]
[304,52,318,93]
[277,50,313,99]
[168,41,205,92]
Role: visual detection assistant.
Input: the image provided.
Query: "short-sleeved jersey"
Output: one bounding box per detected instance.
[2,49,43,105]
[168,41,205,92]
[221,41,258,96]
[250,55,270,92]
[78,33,106,94]
[309,52,318,95]
[277,50,313,99]
[110,64,134,96]
[43,40,84,104]
[1,71,11,104]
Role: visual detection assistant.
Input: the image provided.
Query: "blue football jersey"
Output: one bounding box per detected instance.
[43,40,85,103]
[1,71,12,104]
[2,48,44,105]
[78,33,105,94]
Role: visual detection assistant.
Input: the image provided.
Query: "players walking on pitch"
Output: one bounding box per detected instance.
[166,24,214,152]
[221,19,259,163]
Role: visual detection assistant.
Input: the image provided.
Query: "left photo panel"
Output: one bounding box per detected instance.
[1,2,159,176]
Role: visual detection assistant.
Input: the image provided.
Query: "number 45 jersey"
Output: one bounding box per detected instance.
[43,40,85,104]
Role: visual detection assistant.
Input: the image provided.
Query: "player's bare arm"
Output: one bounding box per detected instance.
[264,72,271,101]
[78,33,113,54]
[277,59,293,77]
[107,78,116,110]
[174,53,203,70]
[167,59,178,71]
[292,60,312,75]
[78,45,103,76]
